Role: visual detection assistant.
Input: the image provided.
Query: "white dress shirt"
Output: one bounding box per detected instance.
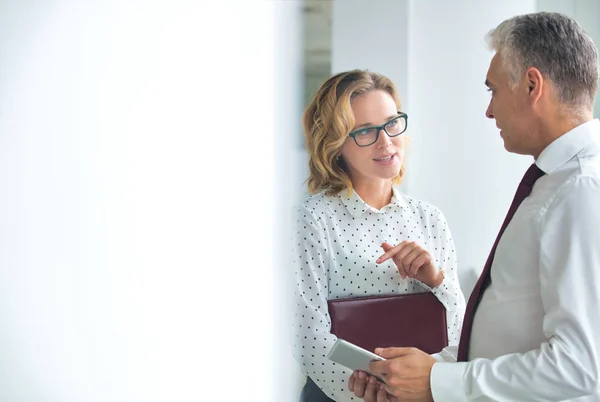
[293,186,466,402]
[431,119,600,401]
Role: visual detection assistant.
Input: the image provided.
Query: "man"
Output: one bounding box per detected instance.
[348,12,600,401]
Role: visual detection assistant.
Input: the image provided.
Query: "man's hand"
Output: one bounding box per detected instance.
[376,241,443,288]
[348,371,399,402]
[368,347,436,402]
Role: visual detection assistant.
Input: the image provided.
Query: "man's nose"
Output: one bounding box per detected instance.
[485,101,494,119]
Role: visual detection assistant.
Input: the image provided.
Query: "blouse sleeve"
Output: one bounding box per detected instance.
[292,204,360,402]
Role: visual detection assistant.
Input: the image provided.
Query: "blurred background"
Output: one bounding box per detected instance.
[0,0,599,401]
[292,0,600,393]
[299,0,600,297]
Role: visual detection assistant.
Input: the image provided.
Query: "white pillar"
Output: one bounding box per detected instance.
[0,1,300,401]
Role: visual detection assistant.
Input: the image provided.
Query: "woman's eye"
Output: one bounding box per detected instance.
[357,128,376,136]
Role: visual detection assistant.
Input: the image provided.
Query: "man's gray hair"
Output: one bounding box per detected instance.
[486,12,599,111]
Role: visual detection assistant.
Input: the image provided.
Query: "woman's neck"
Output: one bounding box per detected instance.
[352,180,394,210]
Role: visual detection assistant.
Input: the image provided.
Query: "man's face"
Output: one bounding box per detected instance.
[485,53,533,155]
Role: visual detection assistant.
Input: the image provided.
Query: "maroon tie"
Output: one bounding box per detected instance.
[457,163,545,361]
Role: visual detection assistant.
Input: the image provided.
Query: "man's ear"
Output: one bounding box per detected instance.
[525,67,544,104]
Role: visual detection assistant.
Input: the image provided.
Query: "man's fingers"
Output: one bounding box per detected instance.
[377,386,387,402]
[348,371,356,392]
[373,381,389,402]
[374,347,414,359]
[352,371,368,397]
[363,376,379,402]
[369,359,389,375]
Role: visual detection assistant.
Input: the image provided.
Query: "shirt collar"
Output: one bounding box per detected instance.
[339,186,408,218]
[536,119,600,174]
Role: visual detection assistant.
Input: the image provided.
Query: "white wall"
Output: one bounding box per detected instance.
[406,0,536,295]
[332,0,409,109]
[537,0,600,118]
[0,1,299,401]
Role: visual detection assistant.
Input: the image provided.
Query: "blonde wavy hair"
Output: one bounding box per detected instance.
[303,69,406,196]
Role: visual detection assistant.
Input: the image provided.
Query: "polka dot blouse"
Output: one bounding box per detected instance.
[292,186,466,401]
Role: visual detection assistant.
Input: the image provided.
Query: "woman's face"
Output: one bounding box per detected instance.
[340,90,405,186]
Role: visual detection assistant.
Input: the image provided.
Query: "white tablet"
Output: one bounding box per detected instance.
[327,338,385,377]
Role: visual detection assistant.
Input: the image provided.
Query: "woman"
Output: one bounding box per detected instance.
[293,70,465,402]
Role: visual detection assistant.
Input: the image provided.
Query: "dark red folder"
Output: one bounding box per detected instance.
[328,292,448,354]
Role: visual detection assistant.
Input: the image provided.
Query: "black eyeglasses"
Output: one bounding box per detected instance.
[348,113,408,147]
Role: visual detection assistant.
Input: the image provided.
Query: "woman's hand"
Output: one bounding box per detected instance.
[348,371,398,402]
[376,241,443,288]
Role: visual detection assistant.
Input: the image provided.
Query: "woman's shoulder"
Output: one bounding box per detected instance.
[297,191,338,211]
[292,192,341,233]
[294,191,339,219]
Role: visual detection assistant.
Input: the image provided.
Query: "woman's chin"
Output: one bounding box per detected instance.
[373,168,402,181]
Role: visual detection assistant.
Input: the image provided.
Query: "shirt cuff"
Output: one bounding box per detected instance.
[430,361,469,402]
[416,273,446,292]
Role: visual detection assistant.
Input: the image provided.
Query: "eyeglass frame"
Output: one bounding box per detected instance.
[347,112,408,147]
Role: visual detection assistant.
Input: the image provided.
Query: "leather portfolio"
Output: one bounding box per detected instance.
[328,292,448,355]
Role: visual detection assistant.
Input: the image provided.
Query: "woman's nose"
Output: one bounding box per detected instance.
[376,129,392,148]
